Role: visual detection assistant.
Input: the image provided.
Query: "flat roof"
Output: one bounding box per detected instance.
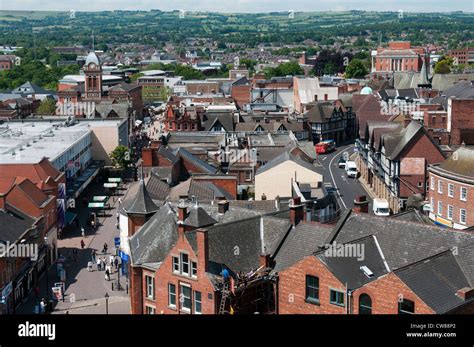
[0,121,92,164]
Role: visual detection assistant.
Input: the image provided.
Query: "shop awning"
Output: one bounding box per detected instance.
[93,196,108,202]
[108,178,122,183]
[88,202,105,209]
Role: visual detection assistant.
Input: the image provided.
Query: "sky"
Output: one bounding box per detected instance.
[1,0,473,13]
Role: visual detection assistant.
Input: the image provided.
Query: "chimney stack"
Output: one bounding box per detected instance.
[178,201,188,222]
[196,228,209,273]
[353,195,369,213]
[289,197,304,226]
[259,254,271,268]
[457,287,474,301]
[218,200,229,214]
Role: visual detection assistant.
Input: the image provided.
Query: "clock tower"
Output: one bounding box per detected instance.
[83,51,102,100]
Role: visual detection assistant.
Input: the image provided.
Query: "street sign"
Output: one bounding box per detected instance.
[104,183,118,188]
[114,237,120,247]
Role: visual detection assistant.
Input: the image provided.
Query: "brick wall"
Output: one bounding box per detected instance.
[450,99,474,145]
[428,172,474,228]
[352,273,434,314]
[148,229,216,314]
[278,256,348,314]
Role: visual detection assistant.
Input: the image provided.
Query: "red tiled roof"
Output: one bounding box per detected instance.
[0,158,61,184]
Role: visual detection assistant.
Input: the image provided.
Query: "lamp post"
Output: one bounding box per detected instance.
[105,292,109,314]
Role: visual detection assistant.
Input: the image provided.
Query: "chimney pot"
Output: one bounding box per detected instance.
[218,200,229,214]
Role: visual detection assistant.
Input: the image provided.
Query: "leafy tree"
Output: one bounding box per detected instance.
[174,64,205,80]
[264,61,303,79]
[345,59,369,78]
[434,59,452,74]
[110,145,132,169]
[36,98,57,114]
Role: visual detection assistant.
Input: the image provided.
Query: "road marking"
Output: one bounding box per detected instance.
[328,145,354,210]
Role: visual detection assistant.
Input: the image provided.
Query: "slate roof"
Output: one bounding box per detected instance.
[201,113,234,132]
[391,208,433,224]
[394,250,472,314]
[130,202,291,274]
[273,222,333,272]
[256,150,321,176]
[183,205,217,228]
[186,215,292,273]
[123,179,159,215]
[381,121,424,160]
[157,146,180,165]
[305,102,336,123]
[129,203,178,265]
[12,81,51,95]
[316,235,390,290]
[175,147,218,174]
[0,207,36,244]
[145,172,170,201]
[325,210,474,273]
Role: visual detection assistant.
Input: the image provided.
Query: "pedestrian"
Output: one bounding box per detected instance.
[80,239,85,249]
[87,261,93,272]
[109,254,115,265]
[40,298,46,314]
[105,269,110,281]
[91,249,96,263]
[81,227,85,238]
[114,256,119,270]
[96,258,101,271]
[101,258,106,270]
[103,243,108,254]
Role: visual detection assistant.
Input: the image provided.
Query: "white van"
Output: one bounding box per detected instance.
[345,161,358,178]
[373,198,390,216]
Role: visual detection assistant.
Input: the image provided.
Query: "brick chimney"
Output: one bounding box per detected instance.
[196,228,209,272]
[457,287,474,301]
[218,200,229,214]
[141,148,153,167]
[259,254,271,268]
[289,197,304,226]
[177,202,188,236]
[353,195,369,213]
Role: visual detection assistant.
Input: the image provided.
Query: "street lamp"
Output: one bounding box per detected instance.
[105,292,109,314]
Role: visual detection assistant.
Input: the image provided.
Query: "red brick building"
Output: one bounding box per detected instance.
[428,147,474,229]
[128,191,297,314]
[447,47,474,66]
[276,210,474,314]
[163,104,201,132]
[374,41,428,73]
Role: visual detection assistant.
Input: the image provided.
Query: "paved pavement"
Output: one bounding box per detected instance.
[314,144,373,213]
[17,177,133,315]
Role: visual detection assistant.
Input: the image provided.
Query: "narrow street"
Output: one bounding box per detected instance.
[314,144,373,213]
[17,177,133,314]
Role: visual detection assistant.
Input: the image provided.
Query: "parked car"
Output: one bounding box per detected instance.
[345,161,358,178]
[338,156,347,169]
[373,198,390,216]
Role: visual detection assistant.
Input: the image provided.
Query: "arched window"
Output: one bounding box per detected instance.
[359,294,372,314]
